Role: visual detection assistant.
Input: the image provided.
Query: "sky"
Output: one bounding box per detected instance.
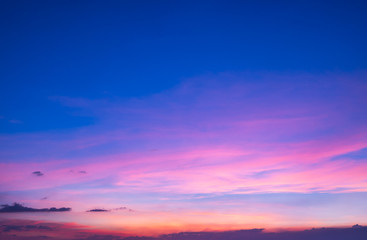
[1,0,367,239]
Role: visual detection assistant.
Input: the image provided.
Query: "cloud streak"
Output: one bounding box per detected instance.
[0,203,71,213]
[86,209,109,212]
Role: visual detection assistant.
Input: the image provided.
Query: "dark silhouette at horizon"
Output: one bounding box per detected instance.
[1,221,367,240]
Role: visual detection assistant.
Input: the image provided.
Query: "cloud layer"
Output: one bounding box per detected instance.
[0,71,367,232]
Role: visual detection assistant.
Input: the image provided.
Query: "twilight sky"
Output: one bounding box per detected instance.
[1,0,367,238]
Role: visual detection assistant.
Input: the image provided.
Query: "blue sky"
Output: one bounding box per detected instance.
[1,1,367,238]
[1,0,367,133]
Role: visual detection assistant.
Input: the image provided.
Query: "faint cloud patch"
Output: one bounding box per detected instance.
[331,147,367,161]
[9,119,23,124]
[32,171,44,177]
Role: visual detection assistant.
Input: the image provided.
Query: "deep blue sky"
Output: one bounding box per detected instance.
[1,0,367,133]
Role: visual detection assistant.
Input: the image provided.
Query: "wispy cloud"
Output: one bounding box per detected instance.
[0,72,367,231]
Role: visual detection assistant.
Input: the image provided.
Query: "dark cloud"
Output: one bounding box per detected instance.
[41,197,48,200]
[79,171,87,174]
[86,207,134,213]
[32,171,44,177]
[0,203,71,213]
[86,209,109,212]
[353,224,364,228]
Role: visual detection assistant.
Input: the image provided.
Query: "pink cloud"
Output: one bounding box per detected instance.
[1,71,367,230]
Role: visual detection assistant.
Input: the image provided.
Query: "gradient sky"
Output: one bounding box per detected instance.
[1,0,367,237]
